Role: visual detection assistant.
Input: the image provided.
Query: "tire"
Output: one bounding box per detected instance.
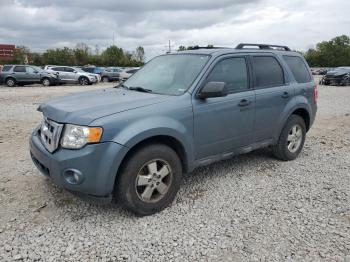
[79,77,89,85]
[116,144,182,216]
[271,115,306,161]
[5,78,16,87]
[102,76,109,83]
[42,78,51,87]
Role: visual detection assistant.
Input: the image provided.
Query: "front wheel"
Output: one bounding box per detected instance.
[116,144,182,216]
[42,78,51,87]
[102,76,109,83]
[79,77,89,85]
[272,115,306,161]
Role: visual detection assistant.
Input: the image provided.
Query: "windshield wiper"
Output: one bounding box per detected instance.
[117,83,129,89]
[128,86,153,93]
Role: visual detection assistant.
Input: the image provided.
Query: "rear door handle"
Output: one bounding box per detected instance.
[281,91,290,98]
[238,99,251,107]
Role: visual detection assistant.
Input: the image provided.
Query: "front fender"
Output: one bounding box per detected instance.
[273,95,312,141]
[113,116,194,166]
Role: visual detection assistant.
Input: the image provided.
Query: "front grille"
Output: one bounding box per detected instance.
[39,117,63,153]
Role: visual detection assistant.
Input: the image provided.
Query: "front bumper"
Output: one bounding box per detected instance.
[89,76,98,83]
[29,128,128,200]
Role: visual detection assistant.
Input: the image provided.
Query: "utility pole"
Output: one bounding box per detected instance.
[164,40,174,53]
[113,32,115,46]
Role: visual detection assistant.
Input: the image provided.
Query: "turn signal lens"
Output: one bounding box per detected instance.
[87,127,103,143]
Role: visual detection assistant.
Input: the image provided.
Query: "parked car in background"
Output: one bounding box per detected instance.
[43,65,58,71]
[119,68,139,81]
[319,67,350,86]
[30,43,317,215]
[46,66,99,85]
[317,69,328,75]
[81,66,105,75]
[100,67,123,82]
[0,65,60,87]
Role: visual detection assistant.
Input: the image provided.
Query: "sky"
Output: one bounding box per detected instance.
[0,0,349,60]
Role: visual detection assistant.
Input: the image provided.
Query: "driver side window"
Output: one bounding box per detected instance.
[26,67,36,74]
[207,57,248,94]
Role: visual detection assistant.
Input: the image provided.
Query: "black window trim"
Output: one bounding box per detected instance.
[196,54,252,96]
[250,54,287,89]
[283,55,312,84]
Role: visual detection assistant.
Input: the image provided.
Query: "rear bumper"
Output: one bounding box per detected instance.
[29,128,128,200]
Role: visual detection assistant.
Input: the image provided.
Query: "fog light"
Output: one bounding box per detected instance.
[63,169,84,185]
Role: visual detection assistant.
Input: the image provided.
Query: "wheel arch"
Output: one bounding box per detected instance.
[292,108,310,131]
[274,98,312,143]
[5,76,16,83]
[118,135,189,175]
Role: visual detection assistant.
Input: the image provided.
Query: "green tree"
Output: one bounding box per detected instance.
[13,46,30,64]
[74,42,90,65]
[101,45,124,66]
[134,46,145,63]
[304,35,350,67]
[178,45,186,51]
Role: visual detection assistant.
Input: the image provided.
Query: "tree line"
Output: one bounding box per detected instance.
[2,35,350,67]
[1,43,145,67]
[303,35,350,67]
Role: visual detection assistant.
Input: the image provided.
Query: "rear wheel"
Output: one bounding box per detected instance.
[272,115,306,161]
[6,78,16,87]
[116,144,182,216]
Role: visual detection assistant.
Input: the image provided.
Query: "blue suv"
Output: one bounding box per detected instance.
[30,43,317,215]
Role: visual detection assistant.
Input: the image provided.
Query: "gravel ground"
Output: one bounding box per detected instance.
[0,80,350,261]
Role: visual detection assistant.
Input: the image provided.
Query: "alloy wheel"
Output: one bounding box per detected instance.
[287,124,303,153]
[135,159,172,203]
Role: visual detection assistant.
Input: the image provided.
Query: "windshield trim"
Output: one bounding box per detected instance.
[124,53,212,96]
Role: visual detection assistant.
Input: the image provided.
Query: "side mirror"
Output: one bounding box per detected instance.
[197,81,227,99]
[34,71,39,74]
[73,70,77,73]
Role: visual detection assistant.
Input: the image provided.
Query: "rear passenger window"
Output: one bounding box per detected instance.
[252,56,284,88]
[65,67,75,72]
[283,55,311,83]
[206,57,248,93]
[51,67,64,72]
[13,66,26,73]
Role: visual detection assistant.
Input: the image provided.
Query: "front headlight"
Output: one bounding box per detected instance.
[61,124,103,149]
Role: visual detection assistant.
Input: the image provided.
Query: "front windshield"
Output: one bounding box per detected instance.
[124,54,210,95]
[74,67,86,73]
[31,66,43,72]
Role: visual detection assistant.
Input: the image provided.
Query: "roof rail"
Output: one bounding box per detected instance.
[185,46,228,50]
[235,43,291,51]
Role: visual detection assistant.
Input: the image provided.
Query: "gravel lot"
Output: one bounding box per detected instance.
[0,80,350,261]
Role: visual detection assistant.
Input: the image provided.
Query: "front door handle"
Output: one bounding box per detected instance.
[281,91,290,98]
[238,99,251,107]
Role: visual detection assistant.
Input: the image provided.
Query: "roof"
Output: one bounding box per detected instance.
[172,48,298,57]
[170,43,298,56]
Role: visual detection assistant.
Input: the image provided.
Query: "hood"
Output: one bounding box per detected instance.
[326,69,350,77]
[38,88,171,125]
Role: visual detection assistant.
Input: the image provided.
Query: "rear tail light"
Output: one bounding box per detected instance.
[313,85,318,104]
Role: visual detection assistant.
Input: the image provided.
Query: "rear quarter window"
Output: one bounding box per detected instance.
[283,55,311,83]
[1,65,12,72]
[252,56,284,88]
